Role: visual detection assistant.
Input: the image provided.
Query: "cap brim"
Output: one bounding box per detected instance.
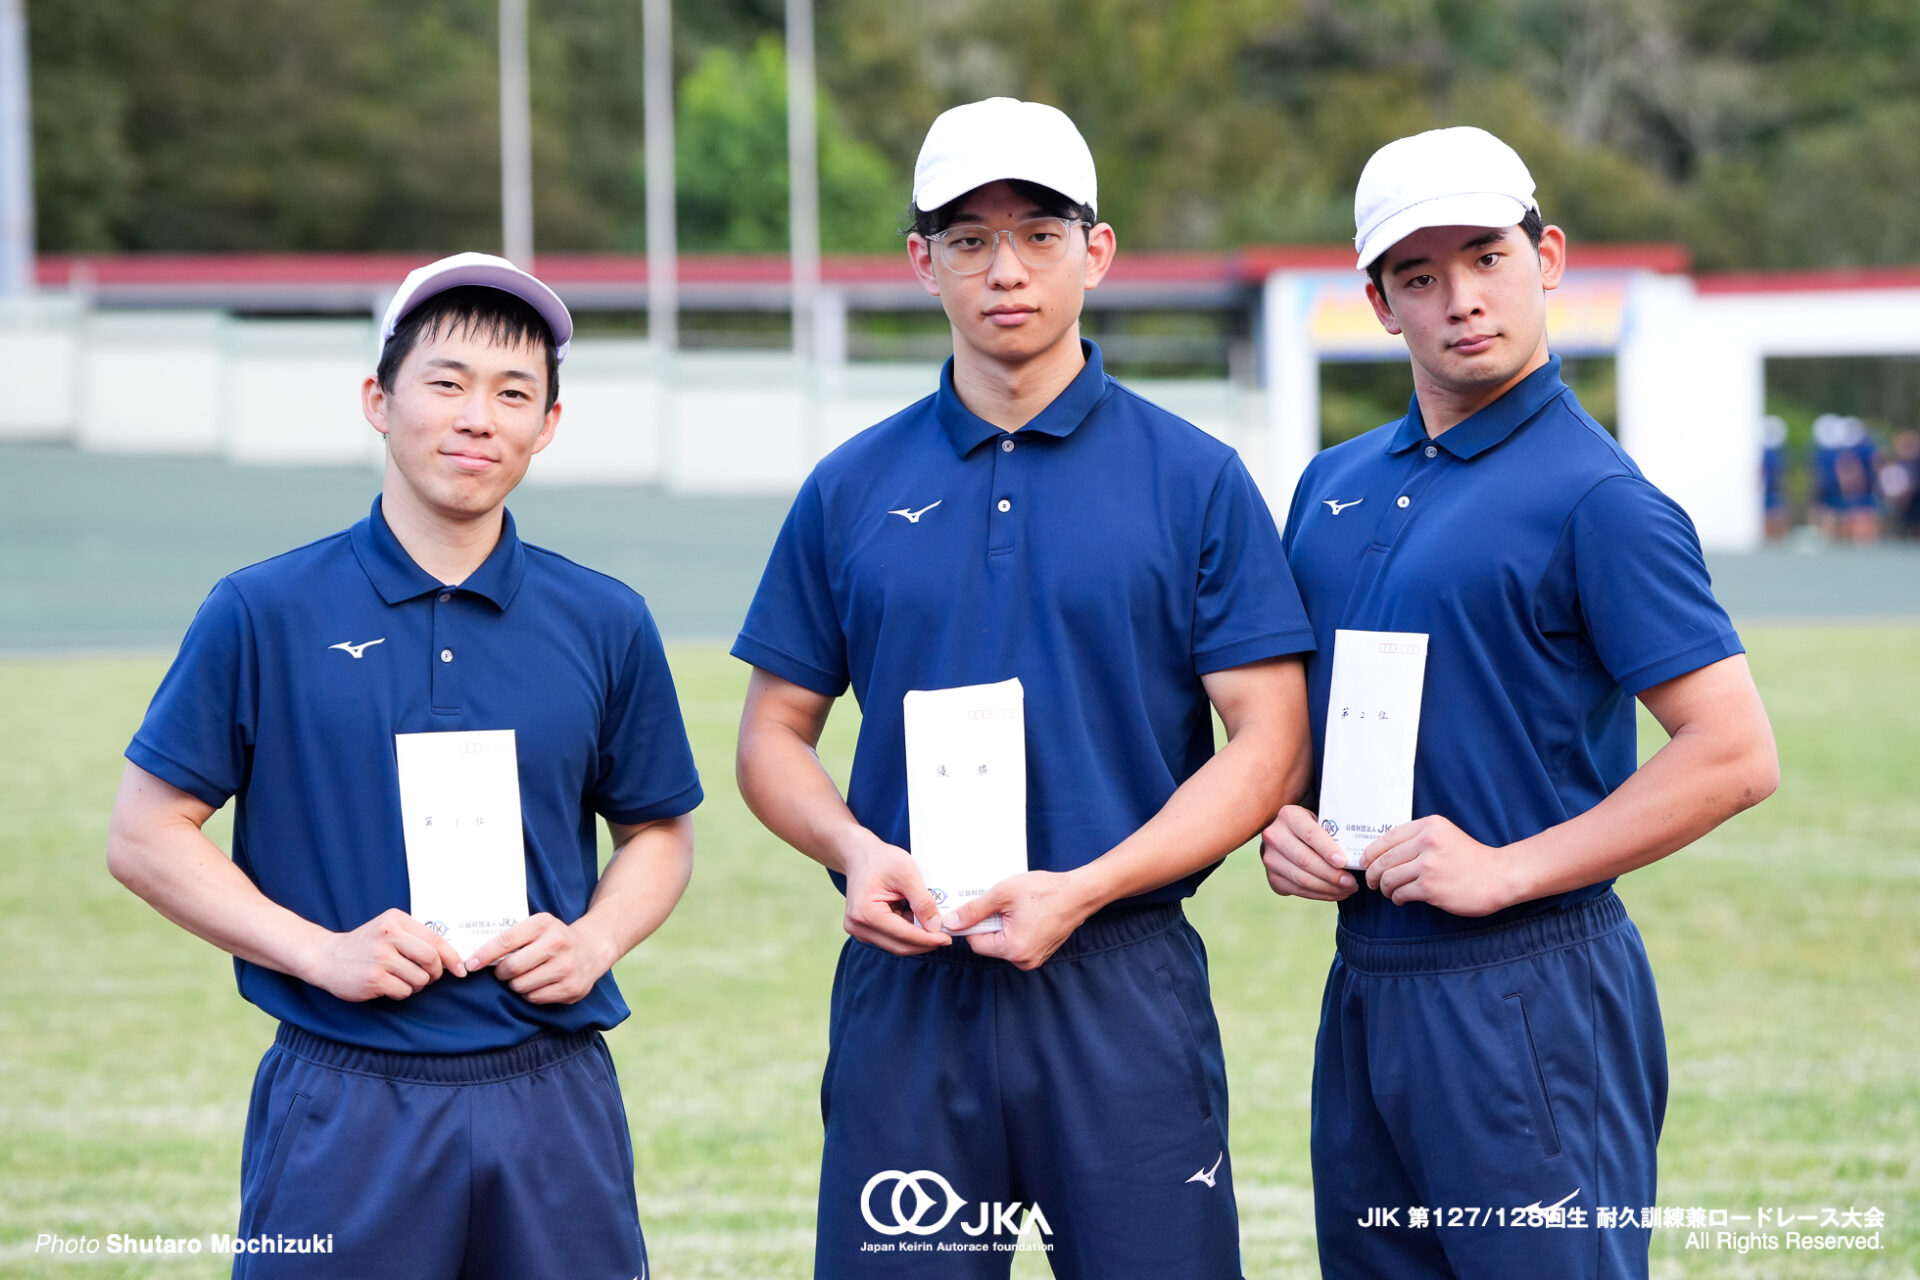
[383,259,573,362]
[1355,192,1533,270]
[913,164,1096,216]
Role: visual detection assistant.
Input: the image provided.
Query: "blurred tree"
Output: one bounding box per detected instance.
[1713,101,1920,270]
[671,37,901,252]
[22,0,1920,267]
[25,6,134,251]
[30,1,505,251]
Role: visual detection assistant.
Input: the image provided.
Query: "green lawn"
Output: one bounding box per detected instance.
[1,624,1915,1277]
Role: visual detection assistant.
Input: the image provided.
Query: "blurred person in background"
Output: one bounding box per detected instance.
[1878,427,1920,539]
[1761,413,1790,540]
[1812,412,1882,543]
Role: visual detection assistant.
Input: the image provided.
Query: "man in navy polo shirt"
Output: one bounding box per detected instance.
[107,253,701,1279]
[1262,126,1779,1278]
[734,98,1315,1278]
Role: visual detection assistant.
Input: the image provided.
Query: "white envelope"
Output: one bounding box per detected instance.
[394,729,529,958]
[1318,630,1430,871]
[903,679,1028,935]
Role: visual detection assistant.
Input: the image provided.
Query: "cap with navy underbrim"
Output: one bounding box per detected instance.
[378,252,573,364]
[913,97,1097,217]
[1353,126,1537,271]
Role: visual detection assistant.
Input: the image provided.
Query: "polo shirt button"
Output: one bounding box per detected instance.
[1424,445,1439,458]
[440,648,453,663]
[438,592,453,603]
[1001,438,1015,452]
[997,498,1011,512]
[1396,496,1410,508]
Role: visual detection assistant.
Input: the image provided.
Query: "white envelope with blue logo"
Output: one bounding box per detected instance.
[1318,630,1430,871]
[903,679,1028,935]
[394,728,530,957]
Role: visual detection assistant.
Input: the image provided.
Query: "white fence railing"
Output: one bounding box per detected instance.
[0,299,1269,500]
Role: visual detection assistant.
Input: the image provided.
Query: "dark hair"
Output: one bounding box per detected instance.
[1365,205,1545,295]
[905,178,1095,238]
[376,285,560,411]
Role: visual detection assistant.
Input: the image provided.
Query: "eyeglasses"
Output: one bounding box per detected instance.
[925,217,1092,275]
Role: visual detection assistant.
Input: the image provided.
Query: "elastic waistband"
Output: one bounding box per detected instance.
[272,1023,604,1084]
[1335,891,1630,975]
[889,901,1185,968]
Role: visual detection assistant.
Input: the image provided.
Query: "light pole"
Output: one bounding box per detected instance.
[643,0,677,348]
[785,0,819,358]
[0,0,34,298]
[499,0,534,267]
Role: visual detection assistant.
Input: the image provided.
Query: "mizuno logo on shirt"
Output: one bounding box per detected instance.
[888,501,942,524]
[329,638,385,659]
[1186,1151,1225,1188]
[1323,498,1364,515]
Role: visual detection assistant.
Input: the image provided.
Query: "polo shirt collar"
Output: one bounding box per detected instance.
[1387,355,1569,459]
[349,496,526,609]
[935,340,1110,457]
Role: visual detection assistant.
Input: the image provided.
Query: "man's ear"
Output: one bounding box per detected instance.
[1537,224,1567,291]
[362,375,391,437]
[1365,280,1402,336]
[531,400,561,456]
[908,233,940,298]
[1081,222,1117,290]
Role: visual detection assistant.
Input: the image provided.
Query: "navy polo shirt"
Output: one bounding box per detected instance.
[1283,356,1743,939]
[733,342,1315,904]
[127,498,703,1052]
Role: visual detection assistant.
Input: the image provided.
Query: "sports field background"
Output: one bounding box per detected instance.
[1,443,1916,1277]
[8,443,1920,652]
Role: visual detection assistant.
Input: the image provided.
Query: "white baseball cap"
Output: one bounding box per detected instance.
[1353,127,1538,270]
[913,97,1098,217]
[378,251,573,364]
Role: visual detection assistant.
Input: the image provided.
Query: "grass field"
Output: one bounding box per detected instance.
[2,623,1916,1278]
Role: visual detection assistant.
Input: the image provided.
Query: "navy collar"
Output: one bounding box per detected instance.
[935,340,1111,457]
[1387,355,1570,460]
[349,496,526,609]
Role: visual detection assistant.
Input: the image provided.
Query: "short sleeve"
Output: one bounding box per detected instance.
[590,605,704,824]
[731,475,851,696]
[126,578,259,808]
[1192,455,1318,673]
[1570,475,1744,695]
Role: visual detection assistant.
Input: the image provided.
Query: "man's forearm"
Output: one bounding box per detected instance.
[107,765,333,982]
[1070,718,1309,911]
[736,669,953,953]
[1503,715,1778,905]
[1362,657,1778,916]
[572,814,696,972]
[1489,656,1778,908]
[1071,659,1312,913]
[736,718,876,876]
